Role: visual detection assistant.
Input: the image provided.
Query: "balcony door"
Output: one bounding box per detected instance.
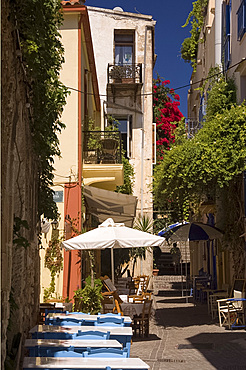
[108,116,132,159]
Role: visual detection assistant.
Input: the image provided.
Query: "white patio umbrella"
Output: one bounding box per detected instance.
[62,218,164,284]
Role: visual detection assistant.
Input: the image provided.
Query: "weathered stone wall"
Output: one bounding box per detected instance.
[1,1,40,367]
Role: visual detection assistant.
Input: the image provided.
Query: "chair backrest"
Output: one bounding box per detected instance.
[101,295,114,314]
[51,317,84,326]
[101,313,121,316]
[39,346,82,357]
[83,348,128,358]
[136,275,150,295]
[66,311,89,315]
[103,277,117,292]
[95,316,124,327]
[230,279,245,300]
[44,309,63,325]
[75,330,110,340]
[142,299,152,319]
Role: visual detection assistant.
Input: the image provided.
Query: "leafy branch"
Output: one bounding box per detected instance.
[13,0,69,220]
[181,0,209,70]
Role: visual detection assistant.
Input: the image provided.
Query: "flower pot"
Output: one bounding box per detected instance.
[152,269,159,276]
[122,78,134,83]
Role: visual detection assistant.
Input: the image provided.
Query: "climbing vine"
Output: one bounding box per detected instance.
[181,0,209,70]
[153,74,246,275]
[44,235,63,301]
[153,75,244,217]
[12,0,69,220]
[153,75,183,161]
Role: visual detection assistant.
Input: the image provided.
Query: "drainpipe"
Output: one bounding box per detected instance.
[215,0,223,67]
[141,26,147,218]
[78,14,82,233]
[139,26,148,275]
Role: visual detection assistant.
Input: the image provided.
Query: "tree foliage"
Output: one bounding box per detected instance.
[13,0,69,219]
[153,76,246,221]
[181,0,208,70]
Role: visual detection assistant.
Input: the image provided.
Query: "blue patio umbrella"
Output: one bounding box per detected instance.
[158,222,188,238]
[163,222,224,242]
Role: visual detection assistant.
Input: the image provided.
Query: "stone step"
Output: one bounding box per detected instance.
[152,275,191,296]
[153,275,188,282]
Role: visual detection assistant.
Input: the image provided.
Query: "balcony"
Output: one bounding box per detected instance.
[83,130,122,164]
[82,130,124,191]
[107,63,142,84]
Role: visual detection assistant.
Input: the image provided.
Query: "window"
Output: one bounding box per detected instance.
[199,94,206,123]
[223,1,231,70]
[108,116,132,158]
[114,32,134,65]
[237,0,246,41]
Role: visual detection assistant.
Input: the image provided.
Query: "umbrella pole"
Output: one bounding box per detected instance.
[111,248,115,285]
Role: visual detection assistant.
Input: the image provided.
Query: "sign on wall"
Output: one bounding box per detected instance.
[53,191,63,203]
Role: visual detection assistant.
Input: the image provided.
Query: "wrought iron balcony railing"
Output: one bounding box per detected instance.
[83,130,122,164]
[107,63,142,84]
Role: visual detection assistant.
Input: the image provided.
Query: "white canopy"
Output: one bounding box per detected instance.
[62,218,164,284]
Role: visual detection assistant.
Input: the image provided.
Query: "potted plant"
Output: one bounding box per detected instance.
[73,276,103,314]
[152,261,159,276]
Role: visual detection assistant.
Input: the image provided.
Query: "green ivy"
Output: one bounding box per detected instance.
[153,75,245,221]
[181,0,208,70]
[12,0,69,220]
[116,156,135,195]
[13,216,30,249]
[44,234,63,301]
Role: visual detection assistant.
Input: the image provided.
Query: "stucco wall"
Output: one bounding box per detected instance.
[1,2,40,367]
[87,6,155,219]
[87,6,156,277]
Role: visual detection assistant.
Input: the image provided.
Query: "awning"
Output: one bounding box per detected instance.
[83,185,138,227]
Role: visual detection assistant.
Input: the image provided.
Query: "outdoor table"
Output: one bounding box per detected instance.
[25,339,122,357]
[192,276,212,301]
[46,313,132,326]
[30,326,132,356]
[23,357,149,369]
[104,301,156,320]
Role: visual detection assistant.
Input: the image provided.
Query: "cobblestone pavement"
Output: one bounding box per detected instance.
[130,296,246,370]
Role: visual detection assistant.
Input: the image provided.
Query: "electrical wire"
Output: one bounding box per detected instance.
[66,58,246,98]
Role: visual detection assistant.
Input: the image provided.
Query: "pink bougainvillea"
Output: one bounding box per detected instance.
[153,75,183,162]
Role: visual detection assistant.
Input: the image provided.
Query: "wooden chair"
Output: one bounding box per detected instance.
[138,275,150,294]
[101,295,114,314]
[100,276,124,315]
[128,275,150,301]
[207,283,229,319]
[133,299,152,337]
[217,279,246,328]
[128,278,140,295]
[131,292,152,303]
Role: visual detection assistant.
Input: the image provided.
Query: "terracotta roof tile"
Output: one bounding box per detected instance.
[61,0,85,6]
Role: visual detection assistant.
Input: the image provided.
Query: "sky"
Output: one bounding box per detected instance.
[85,0,193,117]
